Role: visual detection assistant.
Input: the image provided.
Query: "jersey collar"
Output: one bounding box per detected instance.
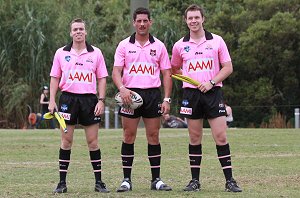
[129,33,155,44]
[63,41,94,52]
[183,30,213,42]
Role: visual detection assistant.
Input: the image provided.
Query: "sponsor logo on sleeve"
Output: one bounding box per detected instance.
[180,107,192,115]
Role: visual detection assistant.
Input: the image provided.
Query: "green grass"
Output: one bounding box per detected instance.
[0,128,299,198]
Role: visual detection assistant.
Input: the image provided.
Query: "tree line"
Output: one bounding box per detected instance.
[0,0,299,128]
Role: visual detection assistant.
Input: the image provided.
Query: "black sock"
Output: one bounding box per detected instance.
[90,149,102,183]
[121,142,134,180]
[58,148,71,183]
[148,144,161,181]
[189,144,202,181]
[216,143,233,181]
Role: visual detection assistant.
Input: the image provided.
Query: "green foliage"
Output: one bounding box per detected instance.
[0,0,299,128]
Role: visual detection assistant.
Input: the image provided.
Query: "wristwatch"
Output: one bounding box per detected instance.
[163,98,171,104]
[209,80,216,86]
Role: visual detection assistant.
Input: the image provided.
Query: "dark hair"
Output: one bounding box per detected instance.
[70,18,86,30]
[184,4,205,19]
[133,7,151,21]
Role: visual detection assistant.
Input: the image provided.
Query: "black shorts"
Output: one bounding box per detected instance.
[180,87,226,119]
[58,92,101,126]
[118,88,162,119]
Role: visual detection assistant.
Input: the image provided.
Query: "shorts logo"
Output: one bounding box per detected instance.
[65,56,71,62]
[59,112,71,120]
[182,100,189,106]
[61,104,68,112]
[219,110,226,113]
[184,46,190,52]
[150,49,156,56]
[219,103,224,108]
[120,107,134,115]
[180,107,192,115]
[94,116,101,121]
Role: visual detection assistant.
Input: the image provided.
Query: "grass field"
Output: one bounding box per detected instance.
[0,128,299,198]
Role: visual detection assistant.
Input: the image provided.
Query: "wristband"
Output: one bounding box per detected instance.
[98,98,105,103]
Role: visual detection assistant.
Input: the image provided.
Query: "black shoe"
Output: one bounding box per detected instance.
[183,179,200,191]
[53,182,67,194]
[151,178,172,191]
[225,178,242,192]
[117,178,132,192]
[95,181,110,193]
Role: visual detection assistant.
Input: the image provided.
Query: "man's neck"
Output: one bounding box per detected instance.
[72,41,86,54]
[135,33,149,46]
[190,29,205,42]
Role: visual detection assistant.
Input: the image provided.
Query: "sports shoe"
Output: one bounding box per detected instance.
[95,181,110,193]
[183,179,200,191]
[53,182,67,194]
[225,178,242,192]
[117,178,132,192]
[150,178,172,191]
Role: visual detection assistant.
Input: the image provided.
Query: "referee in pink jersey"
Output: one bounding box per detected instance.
[112,7,172,192]
[171,4,242,192]
[48,18,109,194]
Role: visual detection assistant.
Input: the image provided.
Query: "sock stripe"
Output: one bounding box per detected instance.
[91,159,101,162]
[222,166,232,169]
[218,154,231,159]
[59,159,70,162]
[121,155,134,157]
[148,154,161,158]
[189,154,202,157]
[150,165,160,168]
[122,166,132,169]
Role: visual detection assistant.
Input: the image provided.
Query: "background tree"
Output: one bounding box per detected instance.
[0,0,299,128]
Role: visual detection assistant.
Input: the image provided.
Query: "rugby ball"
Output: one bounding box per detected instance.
[115,91,143,109]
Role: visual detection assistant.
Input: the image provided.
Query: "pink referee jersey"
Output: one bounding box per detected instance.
[50,42,108,94]
[171,30,231,88]
[114,33,171,89]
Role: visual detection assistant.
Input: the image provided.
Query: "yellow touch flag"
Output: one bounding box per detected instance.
[43,112,67,133]
[171,74,200,86]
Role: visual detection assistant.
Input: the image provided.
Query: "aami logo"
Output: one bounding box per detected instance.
[59,112,71,120]
[67,70,93,83]
[187,58,213,72]
[180,107,192,115]
[128,62,155,75]
[120,107,134,115]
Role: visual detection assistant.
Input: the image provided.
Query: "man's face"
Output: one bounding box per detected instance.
[185,10,204,32]
[133,14,152,36]
[70,22,87,42]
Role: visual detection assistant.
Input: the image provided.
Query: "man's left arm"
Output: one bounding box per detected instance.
[161,69,172,114]
[94,77,106,116]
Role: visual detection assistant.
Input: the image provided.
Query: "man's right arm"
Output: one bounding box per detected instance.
[49,77,60,114]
